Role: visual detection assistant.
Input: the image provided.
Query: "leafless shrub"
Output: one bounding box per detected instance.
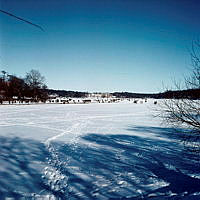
[160,41,200,152]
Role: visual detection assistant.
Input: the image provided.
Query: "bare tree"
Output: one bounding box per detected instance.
[25,69,47,101]
[160,41,200,151]
[25,70,45,88]
[7,75,27,100]
[186,40,200,89]
[1,70,7,81]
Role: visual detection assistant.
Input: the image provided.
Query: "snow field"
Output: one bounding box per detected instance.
[0,100,199,199]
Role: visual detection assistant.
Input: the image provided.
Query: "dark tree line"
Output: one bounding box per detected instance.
[0,69,48,103]
[112,89,200,99]
[47,89,88,98]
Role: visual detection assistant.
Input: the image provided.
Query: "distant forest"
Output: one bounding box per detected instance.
[49,89,200,99]
[47,89,88,98]
[112,89,200,99]
[0,70,199,103]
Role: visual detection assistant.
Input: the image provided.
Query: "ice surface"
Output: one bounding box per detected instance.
[0,100,200,199]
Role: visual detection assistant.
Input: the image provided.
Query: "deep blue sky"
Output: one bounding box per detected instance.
[1,0,200,93]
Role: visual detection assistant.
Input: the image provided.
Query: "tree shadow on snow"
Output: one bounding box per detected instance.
[0,136,67,199]
[51,126,200,199]
[0,126,200,200]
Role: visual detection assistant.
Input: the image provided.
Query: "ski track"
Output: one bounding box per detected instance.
[45,120,86,146]
[0,103,164,199]
[43,113,138,145]
[1,103,200,199]
[41,118,92,198]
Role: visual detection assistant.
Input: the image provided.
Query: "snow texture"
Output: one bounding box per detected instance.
[0,100,199,199]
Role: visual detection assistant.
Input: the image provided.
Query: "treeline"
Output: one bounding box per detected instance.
[1,69,199,103]
[47,89,88,98]
[0,70,48,103]
[153,89,200,99]
[46,89,200,99]
[112,92,154,99]
[112,89,200,99]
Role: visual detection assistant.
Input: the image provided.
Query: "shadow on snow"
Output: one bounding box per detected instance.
[0,126,200,199]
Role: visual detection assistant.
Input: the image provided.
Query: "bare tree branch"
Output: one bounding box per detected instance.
[0,9,44,32]
[159,40,200,152]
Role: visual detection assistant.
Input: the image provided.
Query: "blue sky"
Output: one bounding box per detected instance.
[1,0,200,93]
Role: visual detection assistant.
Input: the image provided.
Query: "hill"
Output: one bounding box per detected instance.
[47,89,200,99]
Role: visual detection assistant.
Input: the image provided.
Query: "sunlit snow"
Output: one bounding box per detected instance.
[0,100,199,199]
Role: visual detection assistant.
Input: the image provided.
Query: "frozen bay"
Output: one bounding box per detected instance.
[0,101,199,199]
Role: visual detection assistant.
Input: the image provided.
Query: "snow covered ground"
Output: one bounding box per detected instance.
[0,100,199,199]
